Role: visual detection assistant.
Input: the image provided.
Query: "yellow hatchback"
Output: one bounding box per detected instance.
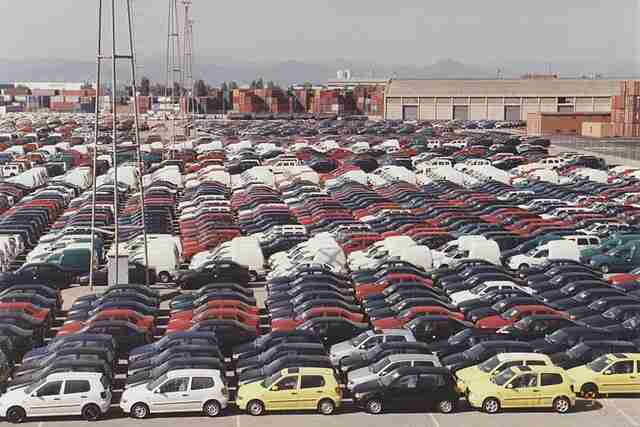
[236,367,343,416]
[466,365,576,414]
[568,353,640,398]
[456,353,553,393]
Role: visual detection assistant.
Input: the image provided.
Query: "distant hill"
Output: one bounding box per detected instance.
[0,57,637,86]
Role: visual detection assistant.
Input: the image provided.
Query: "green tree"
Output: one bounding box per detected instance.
[139,77,151,96]
[302,81,313,88]
[256,77,264,89]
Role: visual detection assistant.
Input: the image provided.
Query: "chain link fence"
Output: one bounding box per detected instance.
[552,136,640,163]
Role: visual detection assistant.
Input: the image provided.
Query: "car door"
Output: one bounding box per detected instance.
[600,360,635,393]
[297,375,327,410]
[188,376,217,411]
[149,377,191,413]
[537,373,565,407]
[59,379,91,416]
[386,374,419,409]
[263,375,300,410]
[28,380,64,416]
[502,373,538,408]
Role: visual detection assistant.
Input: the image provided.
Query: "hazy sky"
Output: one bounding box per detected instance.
[1,0,638,66]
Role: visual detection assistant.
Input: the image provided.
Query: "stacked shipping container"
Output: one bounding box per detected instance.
[611,81,640,137]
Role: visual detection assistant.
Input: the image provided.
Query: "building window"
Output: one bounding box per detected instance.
[558,97,571,104]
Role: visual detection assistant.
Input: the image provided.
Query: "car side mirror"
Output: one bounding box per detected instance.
[154,389,161,394]
[506,383,514,389]
[270,386,279,392]
[604,370,612,375]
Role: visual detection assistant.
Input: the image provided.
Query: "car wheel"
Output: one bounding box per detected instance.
[581,383,599,399]
[158,272,172,283]
[318,399,335,415]
[482,398,500,414]
[438,399,455,414]
[6,406,26,424]
[553,396,571,414]
[600,264,610,274]
[249,271,259,282]
[82,403,101,421]
[203,400,222,417]
[247,400,265,416]
[130,402,150,419]
[365,399,383,414]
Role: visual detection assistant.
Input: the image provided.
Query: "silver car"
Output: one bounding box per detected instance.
[329,329,415,366]
[346,353,441,391]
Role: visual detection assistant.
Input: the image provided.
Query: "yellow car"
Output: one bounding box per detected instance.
[568,353,640,398]
[236,367,342,416]
[466,365,576,414]
[456,353,552,393]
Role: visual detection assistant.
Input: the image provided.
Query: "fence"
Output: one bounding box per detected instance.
[552,136,640,163]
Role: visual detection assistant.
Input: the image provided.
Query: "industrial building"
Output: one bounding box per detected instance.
[384,79,622,121]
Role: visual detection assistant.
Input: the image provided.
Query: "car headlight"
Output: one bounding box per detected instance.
[354,393,363,400]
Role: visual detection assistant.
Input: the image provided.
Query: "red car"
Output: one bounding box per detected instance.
[0,302,51,324]
[371,306,464,329]
[271,307,364,331]
[167,308,260,333]
[170,300,259,322]
[355,274,433,301]
[475,305,567,329]
[608,273,640,285]
[58,309,155,336]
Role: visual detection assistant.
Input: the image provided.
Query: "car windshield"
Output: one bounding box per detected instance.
[566,344,588,358]
[261,372,283,389]
[478,356,502,373]
[472,284,488,294]
[492,368,516,386]
[350,332,372,347]
[370,357,390,373]
[501,308,519,320]
[546,330,567,344]
[448,329,470,345]
[587,356,612,372]
[146,374,167,391]
[25,378,46,394]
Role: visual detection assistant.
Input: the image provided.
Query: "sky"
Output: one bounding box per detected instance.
[0,0,638,68]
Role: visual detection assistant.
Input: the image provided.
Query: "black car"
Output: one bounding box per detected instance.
[175,261,250,289]
[0,263,78,289]
[236,342,326,373]
[238,354,331,385]
[296,317,369,346]
[127,344,223,374]
[496,315,577,340]
[548,288,628,311]
[404,315,473,342]
[566,296,640,320]
[456,289,530,315]
[78,320,153,354]
[529,326,613,354]
[339,341,433,373]
[352,366,459,414]
[442,340,533,373]
[579,304,640,328]
[426,328,507,359]
[550,340,639,369]
[126,357,223,388]
[129,331,218,362]
[232,330,318,361]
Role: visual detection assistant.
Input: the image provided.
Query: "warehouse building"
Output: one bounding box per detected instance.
[384,79,622,121]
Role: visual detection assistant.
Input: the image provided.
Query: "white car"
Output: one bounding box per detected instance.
[0,372,112,423]
[450,281,522,306]
[120,369,228,419]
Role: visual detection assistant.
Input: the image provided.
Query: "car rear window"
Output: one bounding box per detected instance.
[64,380,90,394]
[301,375,325,389]
[540,373,563,386]
[191,377,215,390]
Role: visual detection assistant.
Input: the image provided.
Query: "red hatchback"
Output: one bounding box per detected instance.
[475,305,567,329]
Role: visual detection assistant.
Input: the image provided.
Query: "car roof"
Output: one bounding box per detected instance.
[608,353,640,361]
[46,371,104,380]
[280,367,335,375]
[166,368,223,378]
[386,353,439,362]
[496,352,551,362]
[377,329,414,336]
[512,365,566,375]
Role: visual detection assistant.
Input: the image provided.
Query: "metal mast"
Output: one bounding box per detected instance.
[91,0,149,288]
[182,0,194,136]
[165,0,182,159]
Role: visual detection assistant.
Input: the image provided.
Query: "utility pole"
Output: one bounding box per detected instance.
[90,0,150,289]
[165,0,182,159]
[182,0,194,137]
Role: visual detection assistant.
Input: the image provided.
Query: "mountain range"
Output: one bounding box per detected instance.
[1,57,638,86]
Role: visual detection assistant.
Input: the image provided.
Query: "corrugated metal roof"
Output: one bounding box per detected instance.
[386,79,622,97]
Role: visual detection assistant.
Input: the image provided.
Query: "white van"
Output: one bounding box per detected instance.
[507,239,580,271]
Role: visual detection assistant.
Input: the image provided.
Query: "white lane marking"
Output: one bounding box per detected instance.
[429,413,441,427]
[609,401,640,427]
[37,422,43,427]
[236,414,241,427]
